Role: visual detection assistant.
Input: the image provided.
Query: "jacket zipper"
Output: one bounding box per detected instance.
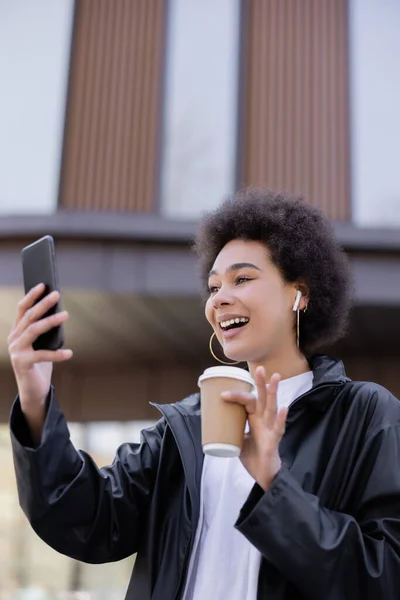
[288,380,346,411]
[152,403,201,600]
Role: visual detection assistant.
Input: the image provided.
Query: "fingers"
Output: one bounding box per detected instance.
[10,290,61,343]
[273,407,288,444]
[221,390,257,414]
[10,348,73,370]
[14,311,69,350]
[264,373,281,429]
[14,283,46,328]
[17,349,73,365]
[8,286,73,375]
[222,369,282,424]
[33,348,73,362]
[254,366,267,415]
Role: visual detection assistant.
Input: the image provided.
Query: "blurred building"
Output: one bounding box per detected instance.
[1,0,400,423]
[1,0,400,597]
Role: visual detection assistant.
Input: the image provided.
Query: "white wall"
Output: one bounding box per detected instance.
[0,0,74,215]
[349,0,400,227]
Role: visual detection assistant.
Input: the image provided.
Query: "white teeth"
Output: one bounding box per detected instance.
[220,317,249,329]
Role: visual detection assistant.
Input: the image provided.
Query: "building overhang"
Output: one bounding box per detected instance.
[2,210,400,251]
[1,212,400,364]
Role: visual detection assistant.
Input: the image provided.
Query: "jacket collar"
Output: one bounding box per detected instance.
[173,355,350,417]
[307,354,351,387]
[288,354,351,413]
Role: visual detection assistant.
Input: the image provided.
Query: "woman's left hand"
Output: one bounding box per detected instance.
[221,367,287,490]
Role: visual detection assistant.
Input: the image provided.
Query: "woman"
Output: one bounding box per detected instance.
[8,188,400,599]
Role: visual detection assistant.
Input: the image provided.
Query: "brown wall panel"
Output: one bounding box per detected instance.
[0,364,201,423]
[1,354,399,423]
[242,0,351,220]
[59,0,166,212]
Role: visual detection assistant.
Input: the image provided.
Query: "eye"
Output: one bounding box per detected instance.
[235,276,252,285]
[208,284,220,294]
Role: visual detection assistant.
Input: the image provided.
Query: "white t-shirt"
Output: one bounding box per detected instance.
[182,370,314,600]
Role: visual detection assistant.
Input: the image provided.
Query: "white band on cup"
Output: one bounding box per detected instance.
[203,443,241,458]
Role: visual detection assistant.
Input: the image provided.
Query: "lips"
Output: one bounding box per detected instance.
[221,320,249,340]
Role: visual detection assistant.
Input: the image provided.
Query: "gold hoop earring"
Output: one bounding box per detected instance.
[209,332,241,365]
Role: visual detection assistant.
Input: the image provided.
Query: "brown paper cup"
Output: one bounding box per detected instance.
[198,366,255,458]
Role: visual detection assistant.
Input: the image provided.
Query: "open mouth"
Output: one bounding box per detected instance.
[219,317,249,332]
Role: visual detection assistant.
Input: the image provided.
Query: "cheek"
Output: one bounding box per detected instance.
[205,298,214,325]
[253,288,288,326]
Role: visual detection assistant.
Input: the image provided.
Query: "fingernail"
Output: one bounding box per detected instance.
[58,349,73,357]
[221,391,232,399]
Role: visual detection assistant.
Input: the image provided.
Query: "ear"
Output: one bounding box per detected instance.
[293,279,310,311]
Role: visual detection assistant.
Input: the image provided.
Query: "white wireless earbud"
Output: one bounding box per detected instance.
[293,290,302,312]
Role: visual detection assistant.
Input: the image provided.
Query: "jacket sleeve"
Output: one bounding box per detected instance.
[10,388,164,564]
[235,423,400,599]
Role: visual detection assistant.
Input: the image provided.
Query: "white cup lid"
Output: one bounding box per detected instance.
[198,365,254,388]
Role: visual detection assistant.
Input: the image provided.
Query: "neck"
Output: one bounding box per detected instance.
[247,347,311,382]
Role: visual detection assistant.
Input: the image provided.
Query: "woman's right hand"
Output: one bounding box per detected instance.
[8,283,73,412]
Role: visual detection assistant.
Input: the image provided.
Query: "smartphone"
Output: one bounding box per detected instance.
[21,235,65,351]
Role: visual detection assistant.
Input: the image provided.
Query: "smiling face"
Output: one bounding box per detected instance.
[205,239,303,365]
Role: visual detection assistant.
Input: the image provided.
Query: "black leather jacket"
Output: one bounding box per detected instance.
[10,356,400,599]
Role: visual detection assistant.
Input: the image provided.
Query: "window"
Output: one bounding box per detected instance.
[0,0,74,215]
[160,0,241,219]
[349,0,400,227]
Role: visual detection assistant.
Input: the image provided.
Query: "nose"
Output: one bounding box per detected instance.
[212,287,234,308]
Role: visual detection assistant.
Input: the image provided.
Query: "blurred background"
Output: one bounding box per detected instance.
[0,0,400,597]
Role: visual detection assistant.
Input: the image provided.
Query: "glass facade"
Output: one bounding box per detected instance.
[349,0,400,227]
[0,0,74,215]
[160,0,240,218]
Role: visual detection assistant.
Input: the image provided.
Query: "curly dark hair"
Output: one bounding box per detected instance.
[194,187,353,354]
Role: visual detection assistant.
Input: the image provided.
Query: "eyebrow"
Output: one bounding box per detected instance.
[208,262,262,278]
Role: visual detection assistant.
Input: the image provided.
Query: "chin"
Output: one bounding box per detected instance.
[223,343,256,364]
[224,341,269,365]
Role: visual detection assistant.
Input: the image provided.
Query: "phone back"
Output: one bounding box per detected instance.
[21,235,64,351]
